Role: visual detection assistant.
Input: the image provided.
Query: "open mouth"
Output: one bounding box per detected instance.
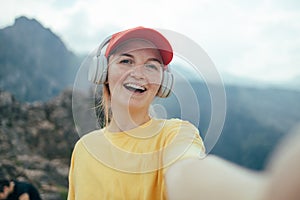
[124,83,147,93]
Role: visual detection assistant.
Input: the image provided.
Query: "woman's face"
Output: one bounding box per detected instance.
[107,39,163,110]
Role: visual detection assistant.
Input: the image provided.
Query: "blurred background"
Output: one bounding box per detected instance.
[0,0,300,199]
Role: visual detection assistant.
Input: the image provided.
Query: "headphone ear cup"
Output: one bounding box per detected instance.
[157,69,174,98]
[88,35,111,84]
[88,54,108,84]
[88,55,99,84]
[97,54,108,84]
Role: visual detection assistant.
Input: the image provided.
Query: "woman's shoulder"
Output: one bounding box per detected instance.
[74,129,105,146]
[158,118,197,129]
[71,128,107,156]
[83,128,104,138]
[152,118,199,139]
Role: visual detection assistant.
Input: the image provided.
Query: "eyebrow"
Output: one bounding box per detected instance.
[119,53,162,64]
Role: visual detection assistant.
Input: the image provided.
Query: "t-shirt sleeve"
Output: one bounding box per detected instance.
[162,119,206,172]
[67,142,77,200]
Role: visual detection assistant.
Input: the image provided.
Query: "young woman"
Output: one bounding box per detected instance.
[67,26,299,200]
[68,26,206,199]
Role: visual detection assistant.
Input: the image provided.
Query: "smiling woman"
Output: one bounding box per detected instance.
[67,26,206,200]
[67,26,300,200]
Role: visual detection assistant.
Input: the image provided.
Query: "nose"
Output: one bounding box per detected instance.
[129,64,145,79]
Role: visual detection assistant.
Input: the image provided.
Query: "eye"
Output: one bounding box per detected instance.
[145,63,160,71]
[119,59,133,65]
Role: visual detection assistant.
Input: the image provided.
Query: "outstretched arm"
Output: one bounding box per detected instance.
[263,128,300,200]
[165,155,268,200]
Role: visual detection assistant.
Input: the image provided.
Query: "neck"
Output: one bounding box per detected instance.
[108,105,151,132]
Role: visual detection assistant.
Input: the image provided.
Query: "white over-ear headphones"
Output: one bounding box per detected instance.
[88,35,174,98]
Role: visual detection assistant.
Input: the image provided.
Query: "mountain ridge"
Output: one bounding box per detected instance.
[0,16,80,102]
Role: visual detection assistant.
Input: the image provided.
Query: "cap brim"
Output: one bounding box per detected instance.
[105,27,173,66]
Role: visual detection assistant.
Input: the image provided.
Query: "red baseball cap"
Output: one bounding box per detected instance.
[104,26,173,66]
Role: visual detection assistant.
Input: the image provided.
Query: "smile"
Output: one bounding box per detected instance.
[124,83,147,93]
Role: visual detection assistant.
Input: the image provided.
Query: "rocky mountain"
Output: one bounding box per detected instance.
[0,89,79,200]
[0,16,80,102]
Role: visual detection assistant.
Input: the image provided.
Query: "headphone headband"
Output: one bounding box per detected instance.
[96,35,112,57]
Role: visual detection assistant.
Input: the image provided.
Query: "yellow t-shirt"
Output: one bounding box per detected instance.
[67,118,205,200]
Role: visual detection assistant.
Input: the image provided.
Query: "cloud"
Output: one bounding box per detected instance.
[225,1,300,82]
[0,0,300,83]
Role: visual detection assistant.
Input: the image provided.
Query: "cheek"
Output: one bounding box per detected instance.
[107,66,125,88]
[147,75,163,95]
[150,72,163,87]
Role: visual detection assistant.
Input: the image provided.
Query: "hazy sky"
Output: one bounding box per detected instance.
[1,0,300,83]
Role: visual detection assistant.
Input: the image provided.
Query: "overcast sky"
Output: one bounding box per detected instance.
[1,0,300,84]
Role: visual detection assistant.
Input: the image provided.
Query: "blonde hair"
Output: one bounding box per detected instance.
[94,83,111,128]
[101,83,111,127]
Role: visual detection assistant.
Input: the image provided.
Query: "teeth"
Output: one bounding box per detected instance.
[124,83,146,92]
